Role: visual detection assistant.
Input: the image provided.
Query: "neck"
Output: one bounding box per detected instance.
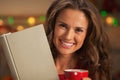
[55,54,76,74]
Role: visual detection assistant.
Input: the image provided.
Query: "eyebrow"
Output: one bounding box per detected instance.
[75,26,87,31]
[56,20,68,26]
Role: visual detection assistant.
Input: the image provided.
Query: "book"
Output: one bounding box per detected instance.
[0,24,59,80]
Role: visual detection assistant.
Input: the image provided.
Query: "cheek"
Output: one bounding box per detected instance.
[54,27,64,38]
[53,31,57,44]
[53,28,61,43]
[53,29,59,40]
[76,35,86,47]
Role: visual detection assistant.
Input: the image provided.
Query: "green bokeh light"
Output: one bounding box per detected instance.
[7,16,14,25]
[39,16,46,22]
[113,18,118,27]
[100,10,107,17]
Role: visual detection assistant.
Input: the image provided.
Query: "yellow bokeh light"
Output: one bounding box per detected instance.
[0,19,3,26]
[106,16,113,25]
[27,17,36,26]
[16,25,24,31]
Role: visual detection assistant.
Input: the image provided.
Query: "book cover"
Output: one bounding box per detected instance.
[0,24,59,80]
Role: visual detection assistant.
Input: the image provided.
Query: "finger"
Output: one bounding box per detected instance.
[82,77,91,80]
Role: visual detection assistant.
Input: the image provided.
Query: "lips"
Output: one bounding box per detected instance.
[60,40,74,49]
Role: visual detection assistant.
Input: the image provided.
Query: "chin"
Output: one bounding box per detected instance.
[58,50,74,55]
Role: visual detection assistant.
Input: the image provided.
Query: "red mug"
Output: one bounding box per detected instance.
[64,69,88,80]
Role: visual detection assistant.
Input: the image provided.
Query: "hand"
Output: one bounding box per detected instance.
[82,77,91,80]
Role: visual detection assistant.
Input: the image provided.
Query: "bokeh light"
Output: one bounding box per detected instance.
[27,16,36,26]
[39,15,46,22]
[0,19,3,26]
[7,17,14,25]
[101,10,107,17]
[113,18,118,26]
[16,25,24,31]
[106,16,113,25]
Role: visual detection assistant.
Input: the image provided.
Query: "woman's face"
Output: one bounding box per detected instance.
[53,8,88,56]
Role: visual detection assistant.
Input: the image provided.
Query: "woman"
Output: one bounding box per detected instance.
[45,0,111,80]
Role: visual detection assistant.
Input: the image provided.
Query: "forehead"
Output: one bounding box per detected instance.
[57,8,88,21]
[56,8,88,29]
[59,8,86,16]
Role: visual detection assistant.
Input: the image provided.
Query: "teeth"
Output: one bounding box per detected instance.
[63,42,73,46]
[61,40,74,47]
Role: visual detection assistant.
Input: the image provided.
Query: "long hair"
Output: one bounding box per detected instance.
[45,0,111,80]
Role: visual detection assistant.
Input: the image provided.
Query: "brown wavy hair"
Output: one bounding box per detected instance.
[45,0,111,80]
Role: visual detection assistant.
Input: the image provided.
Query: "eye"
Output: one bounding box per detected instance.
[75,28,83,33]
[59,23,67,29]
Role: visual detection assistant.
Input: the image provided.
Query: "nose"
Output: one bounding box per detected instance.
[64,29,74,40]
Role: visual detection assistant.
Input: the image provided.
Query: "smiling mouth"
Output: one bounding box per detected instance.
[60,39,74,49]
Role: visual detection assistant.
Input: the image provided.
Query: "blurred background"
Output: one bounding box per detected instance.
[0,0,120,80]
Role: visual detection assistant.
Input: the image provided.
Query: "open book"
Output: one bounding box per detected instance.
[0,24,59,80]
